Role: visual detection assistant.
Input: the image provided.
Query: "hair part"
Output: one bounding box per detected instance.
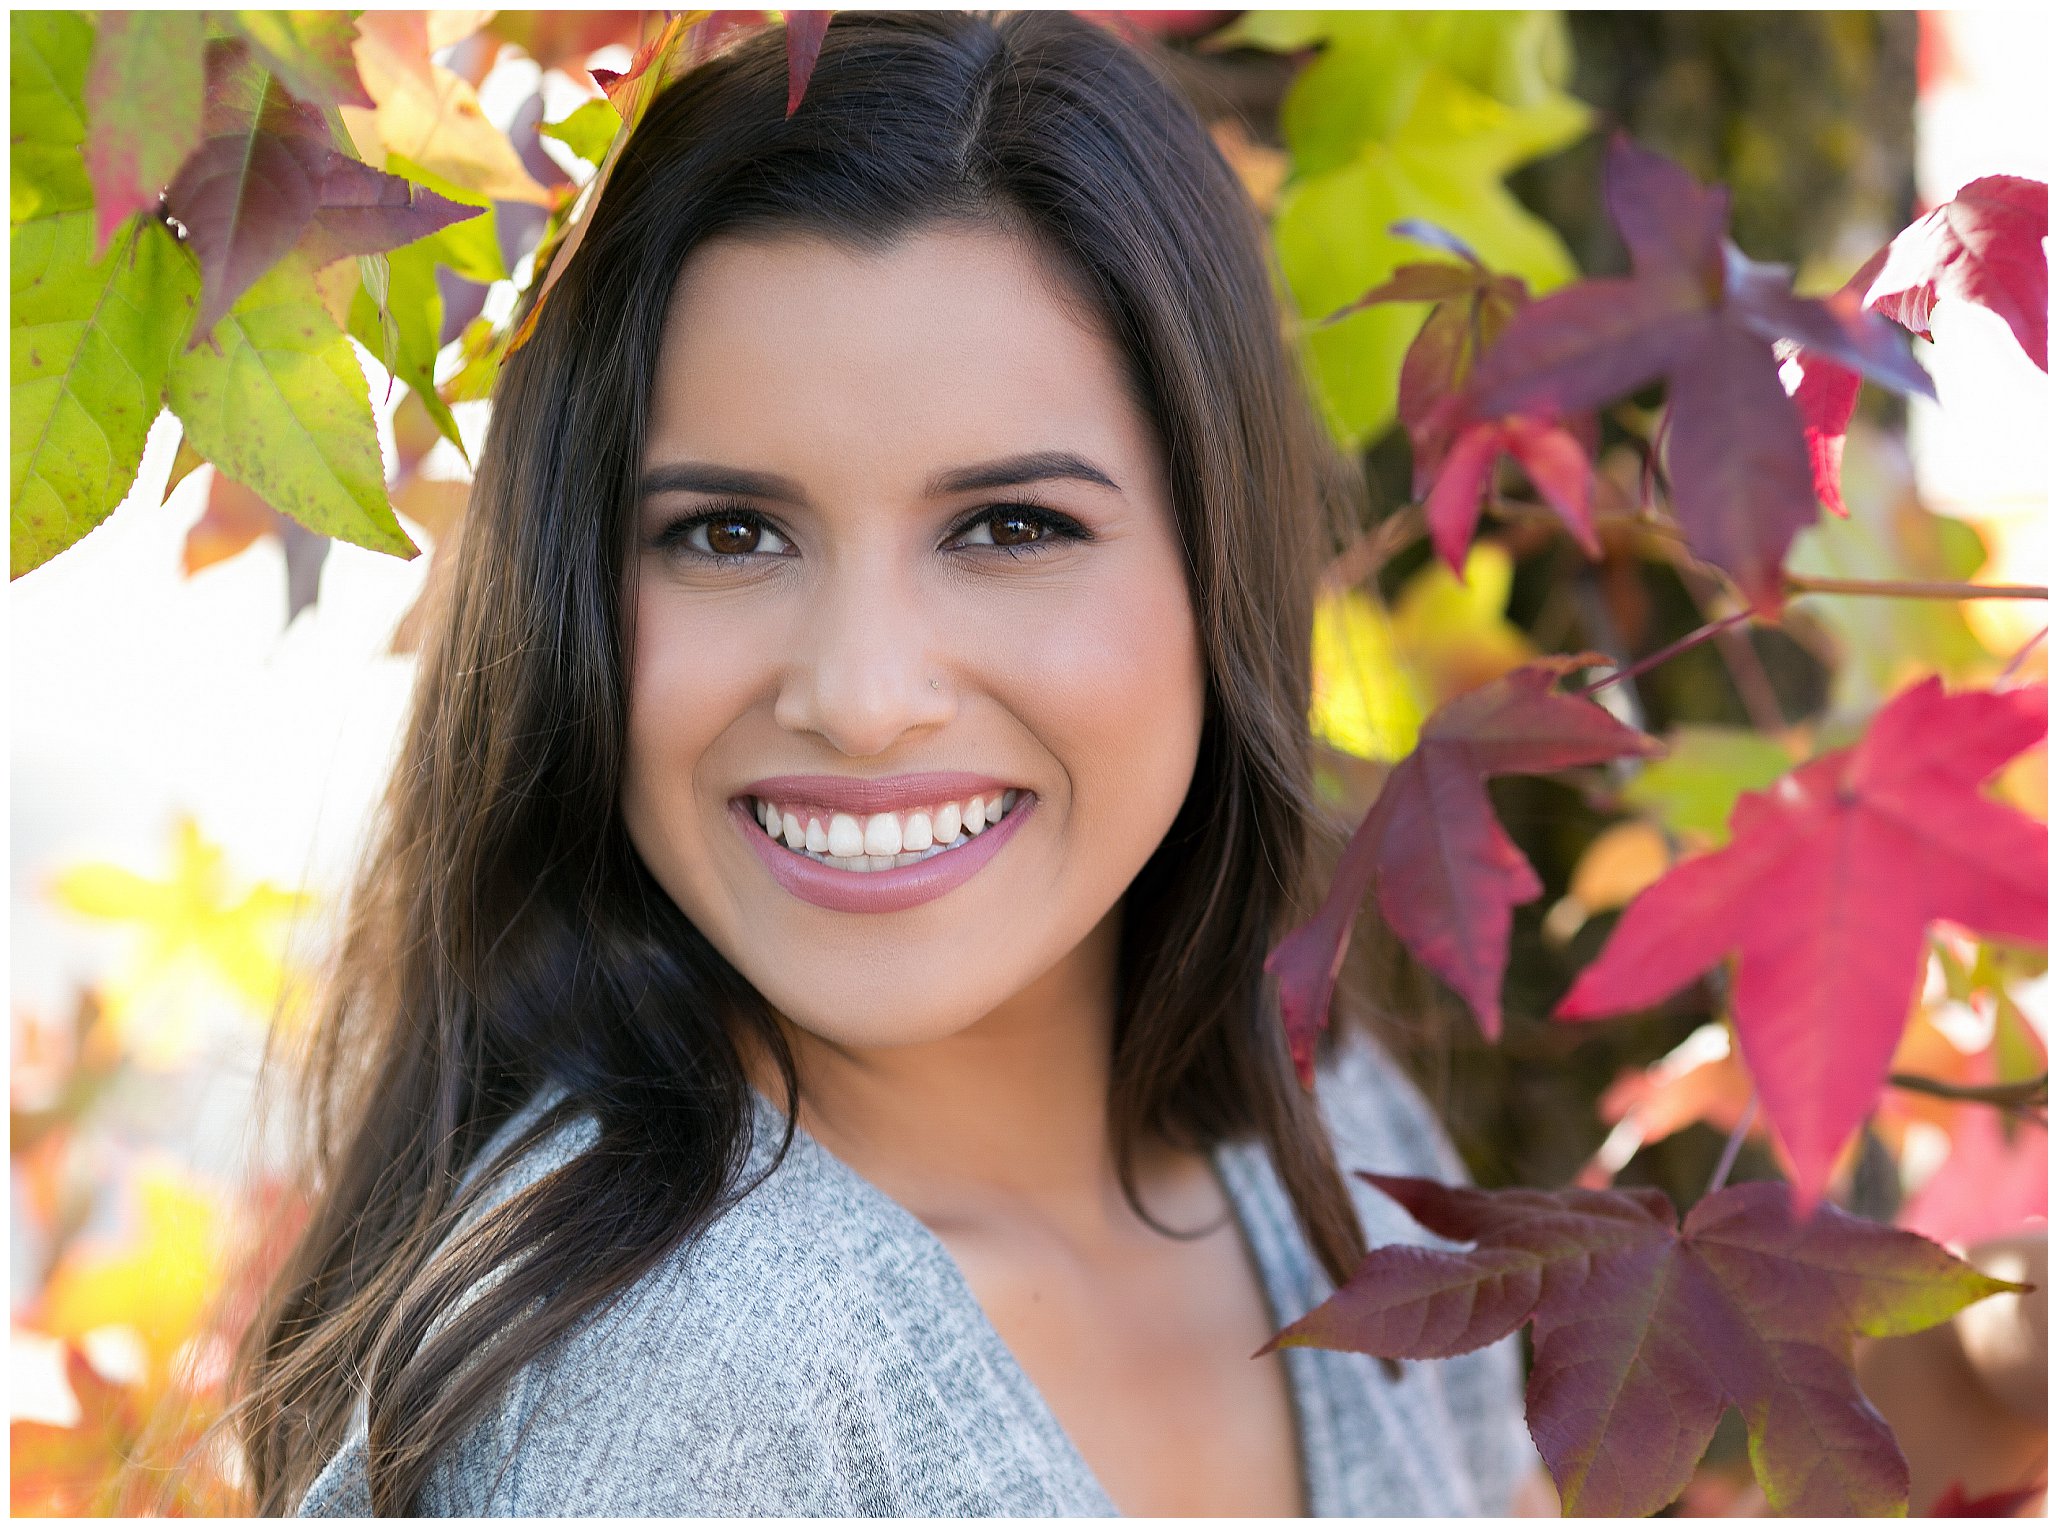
[234,11,1376,1513]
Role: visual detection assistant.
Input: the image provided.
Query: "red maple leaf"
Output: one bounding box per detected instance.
[1267,1175,2025,1516]
[1265,658,1658,1079]
[1471,134,1935,613]
[783,12,832,117]
[1868,175,2049,369]
[1557,677,2047,1208]
[1327,244,1598,575]
[1783,176,2047,518]
[1929,1477,2047,1516]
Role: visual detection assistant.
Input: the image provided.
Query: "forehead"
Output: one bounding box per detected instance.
[644,223,1158,480]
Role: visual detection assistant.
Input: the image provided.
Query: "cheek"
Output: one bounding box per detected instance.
[994,542,1207,865]
[620,582,773,880]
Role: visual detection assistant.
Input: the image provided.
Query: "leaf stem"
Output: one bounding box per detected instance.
[1998,626,2048,686]
[1578,609,1755,699]
[1681,567,1788,733]
[1784,574,2049,601]
[1706,1091,1759,1199]
[1886,1071,2049,1109]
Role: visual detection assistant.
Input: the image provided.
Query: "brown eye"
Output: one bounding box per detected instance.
[989,512,1044,547]
[704,516,759,555]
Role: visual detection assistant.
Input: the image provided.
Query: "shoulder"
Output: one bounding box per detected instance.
[301,1090,1059,1516]
[1292,1028,1541,1514]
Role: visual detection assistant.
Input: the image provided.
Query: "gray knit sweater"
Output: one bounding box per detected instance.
[298,1034,1533,1515]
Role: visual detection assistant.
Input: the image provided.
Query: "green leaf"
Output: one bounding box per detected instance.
[1205,10,1332,54]
[347,238,467,460]
[11,11,95,224]
[381,151,505,282]
[1619,725,1796,847]
[225,11,373,111]
[166,256,415,559]
[12,215,197,576]
[1267,13,1589,449]
[540,98,622,169]
[1785,425,1994,717]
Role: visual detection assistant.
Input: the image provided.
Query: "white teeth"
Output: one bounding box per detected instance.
[903,811,934,852]
[863,813,902,856]
[827,813,864,858]
[753,791,1031,873]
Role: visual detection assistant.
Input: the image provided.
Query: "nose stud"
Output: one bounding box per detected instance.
[929,677,940,690]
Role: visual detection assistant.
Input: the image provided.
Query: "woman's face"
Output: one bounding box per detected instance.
[624,223,1207,1050]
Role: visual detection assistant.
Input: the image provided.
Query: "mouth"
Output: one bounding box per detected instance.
[742,787,1023,872]
[728,783,1036,914]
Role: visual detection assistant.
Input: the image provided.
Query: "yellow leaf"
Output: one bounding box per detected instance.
[47,816,313,1066]
[352,11,550,205]
[39,1160,224,1383]
[1310,586,1430,762]
[426,9,495,51]
[1388,541,1534,703]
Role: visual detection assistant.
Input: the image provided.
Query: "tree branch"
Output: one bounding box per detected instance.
[1886,1071,2049,1109]
[1785,574,2049,601]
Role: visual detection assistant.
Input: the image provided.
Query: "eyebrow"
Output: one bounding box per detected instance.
[636,449,1122,506]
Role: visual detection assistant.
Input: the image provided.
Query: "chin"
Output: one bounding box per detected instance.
[755,977,1009,1053]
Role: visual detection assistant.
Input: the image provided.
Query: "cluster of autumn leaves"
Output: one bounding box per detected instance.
[12,10,826,605]
[1263,134,2047,1515]
[9,9,2050,1519]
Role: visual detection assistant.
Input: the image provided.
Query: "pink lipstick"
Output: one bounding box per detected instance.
[730,790,1035,914]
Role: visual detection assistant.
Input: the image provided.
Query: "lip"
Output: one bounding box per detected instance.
[738,771,1022,817]
[731,792,1035,914]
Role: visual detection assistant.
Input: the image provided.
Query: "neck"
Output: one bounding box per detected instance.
[744,903,1186,1246]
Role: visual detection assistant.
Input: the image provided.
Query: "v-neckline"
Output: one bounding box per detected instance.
[744,1086,1322,1517]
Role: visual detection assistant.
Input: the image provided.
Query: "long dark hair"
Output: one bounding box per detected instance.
[235,11,1380,1513]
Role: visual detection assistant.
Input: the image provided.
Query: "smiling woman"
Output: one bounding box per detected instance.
[234,11,1533,1517]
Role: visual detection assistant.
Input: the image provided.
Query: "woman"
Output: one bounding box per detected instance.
[239,11,1533,1515]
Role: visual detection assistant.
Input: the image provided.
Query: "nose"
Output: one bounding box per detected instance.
[772,555,955,757]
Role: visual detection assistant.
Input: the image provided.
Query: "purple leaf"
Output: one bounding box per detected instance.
[296,155,481,269]
[167,130,323,343]
[1603,132,1729,295]
[1725,244,1934,400]
[1662,324,1819,614]
[1270,1175,2024,1516]
[1389,218,1484,266]
[1472,280,1713,418]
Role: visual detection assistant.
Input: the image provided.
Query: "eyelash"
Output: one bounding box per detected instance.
[651,501,1093,567]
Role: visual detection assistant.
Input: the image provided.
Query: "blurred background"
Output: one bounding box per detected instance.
[10,9,2047,1514]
